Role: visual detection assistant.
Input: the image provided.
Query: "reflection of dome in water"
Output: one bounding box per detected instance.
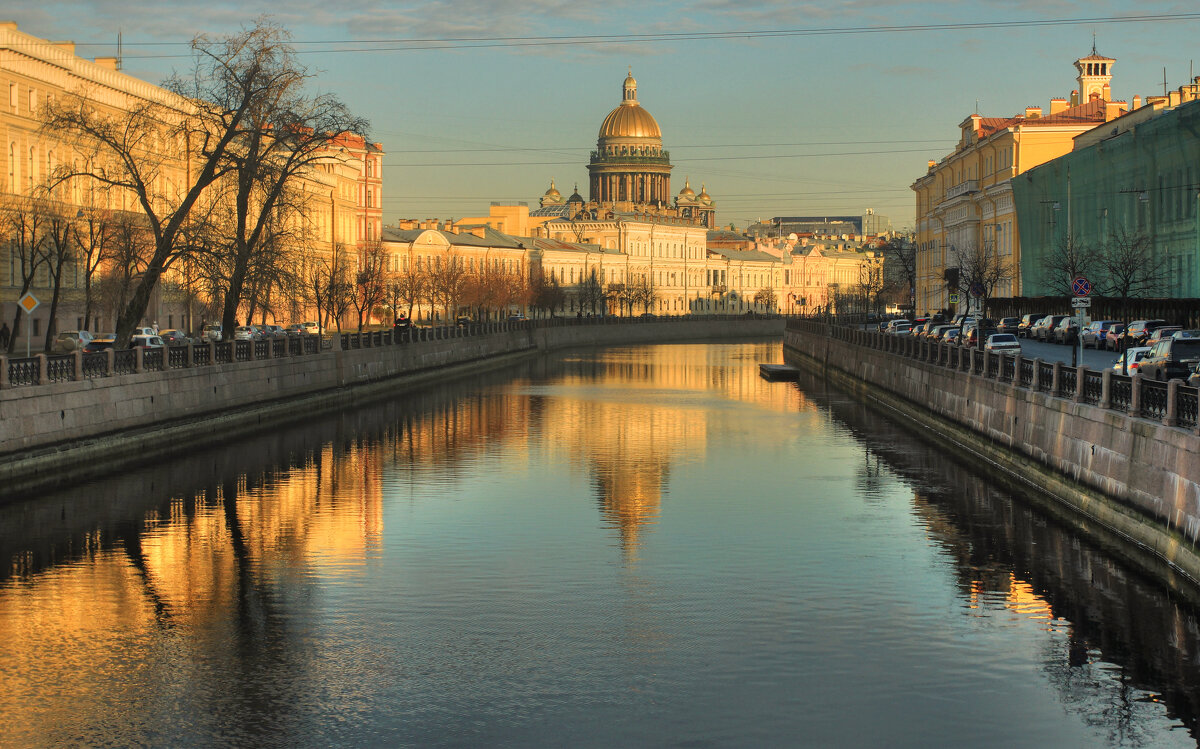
[598,72,663,141]
[593,459,666,553]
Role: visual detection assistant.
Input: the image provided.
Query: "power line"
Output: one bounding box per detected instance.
[41,13,1200,59]
[394,148,937,168]
[390,139,953,154]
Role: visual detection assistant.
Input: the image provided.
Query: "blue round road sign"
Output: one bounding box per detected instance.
[1072,276,1092,296]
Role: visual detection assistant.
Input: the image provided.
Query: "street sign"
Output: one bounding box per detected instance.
[948,293,961,304]
[1071,297,1091,308]
[18,292,39,313]
[1071,276,1092,296]
[969,283,985,298]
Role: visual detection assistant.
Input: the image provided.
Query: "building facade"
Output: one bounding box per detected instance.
[1012,83,1200,297]
[0,22,378,347]
[911,52,1126,316]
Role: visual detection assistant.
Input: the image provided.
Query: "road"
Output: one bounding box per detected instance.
[1013,336,1121,371]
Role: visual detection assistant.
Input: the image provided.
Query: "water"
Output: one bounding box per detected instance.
[2,341,1198,748]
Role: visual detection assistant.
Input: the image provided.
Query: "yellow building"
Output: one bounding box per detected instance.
[911,51,1126,315]
[1,22,377,342]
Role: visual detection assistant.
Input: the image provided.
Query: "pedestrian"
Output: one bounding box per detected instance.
[152,321,159,334]
[0,322,8,349]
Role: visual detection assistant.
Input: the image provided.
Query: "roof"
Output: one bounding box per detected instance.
[528,237,618,255]
[381,227,526,249]
[707,247,780,263]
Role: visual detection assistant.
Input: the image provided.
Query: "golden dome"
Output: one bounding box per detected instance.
[697,183,712,204]
[544,179,562,199]
[678,178,695,200]
[598,71,662,141]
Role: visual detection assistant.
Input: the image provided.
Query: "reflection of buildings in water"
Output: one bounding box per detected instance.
[805,369,1200,738]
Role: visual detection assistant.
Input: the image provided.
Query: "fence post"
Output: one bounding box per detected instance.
[1100,370,1112,409]
[35,354,47,384]
[106,349,115,377]
[187,342,195,367]
[1164,380,1180,427]
[1031,358,1042,391]
[208,342,217,364]
[1051,361,1062,396]
[1074,367,1087,403]
[1013,354,1023,386]
[134,348,144,374]
[0,355,7,389]
[1129,374,1143,417]
[73,350,83,381]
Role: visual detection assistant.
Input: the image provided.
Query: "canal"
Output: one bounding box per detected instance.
[1,341,1198,748]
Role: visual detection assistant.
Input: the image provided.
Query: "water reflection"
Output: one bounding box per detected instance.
[0,341,1197,746]
[789,365,1200,745]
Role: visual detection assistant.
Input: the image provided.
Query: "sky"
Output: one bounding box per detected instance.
[9,1,1200,231]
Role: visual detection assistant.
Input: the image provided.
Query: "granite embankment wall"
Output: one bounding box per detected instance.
[784,321,1200,584]
[0,318,782,495]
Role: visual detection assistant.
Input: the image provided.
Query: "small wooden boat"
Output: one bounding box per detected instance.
[759,363,800,381]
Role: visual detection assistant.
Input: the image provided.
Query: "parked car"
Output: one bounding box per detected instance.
[963,326,999,349]
[508,313,527,322]
[985,333,1022,353]
[1033,315,1069,342]
[885,319,911,333]
[201,324,223,342]
[51,330,94,353]
[299,321,320,335]
[1052,316,1082,345]
[1080,321,1119,349]
[1123,319,1169,348]
[888,323,912,335]
[259,324,286,340]
[1144,326,1182,346]
[392,316,412,330]
[940,328,961,345]
[129,334,165,349]
[1104,323,1126,351]
[159,329,190,345]
[1111,347,1151,374]
[1173,329,1200,340]
[133,326,155,337]
[1137,338,1200,381]
[1017,313,1044,338]
[233,325,259,341]
[929,324,956,341]
[83,334,117,353]
[996,317,1020,336]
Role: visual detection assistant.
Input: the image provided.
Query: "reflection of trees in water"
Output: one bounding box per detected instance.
[785,366,1200,744]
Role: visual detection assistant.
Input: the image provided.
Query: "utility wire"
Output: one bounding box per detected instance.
[40,13,1200,59]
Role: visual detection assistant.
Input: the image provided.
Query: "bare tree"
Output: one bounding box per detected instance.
[44,21,364,348]
[630,274,657,314]
[38,199,76,351]
[880,235,917,314]
[951,241,1012,322]
[1038,232,1099,297]
[753,286,778,312]
[1097,228,1171,343]
[856,259,884,318]
[71,206,117,333]
[193,23,369,338]
[576,269,607,315]
[387,253,428,323]
[532,273,566,316]
[351,240,387,330]
[0,195,49,353]
[428,252,469,321]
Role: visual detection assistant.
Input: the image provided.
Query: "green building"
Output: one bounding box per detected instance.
[1012,92,1200,297]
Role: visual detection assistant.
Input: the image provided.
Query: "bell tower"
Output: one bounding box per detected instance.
[1074,45,1114,103]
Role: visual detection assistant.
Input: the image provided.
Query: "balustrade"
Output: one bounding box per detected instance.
[1143,380,1169,420]
[46,355,74,383]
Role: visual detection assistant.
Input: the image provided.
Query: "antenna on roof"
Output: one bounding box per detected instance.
[116,30,122,70]
[1163,67,1168,95]
[1092,31,1096,56]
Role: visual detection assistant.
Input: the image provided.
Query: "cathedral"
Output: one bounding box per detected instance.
[535,71,716,228]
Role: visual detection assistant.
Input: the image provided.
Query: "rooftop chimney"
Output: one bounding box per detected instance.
[1024,106,1043,119]
[1049,98,1068,115]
